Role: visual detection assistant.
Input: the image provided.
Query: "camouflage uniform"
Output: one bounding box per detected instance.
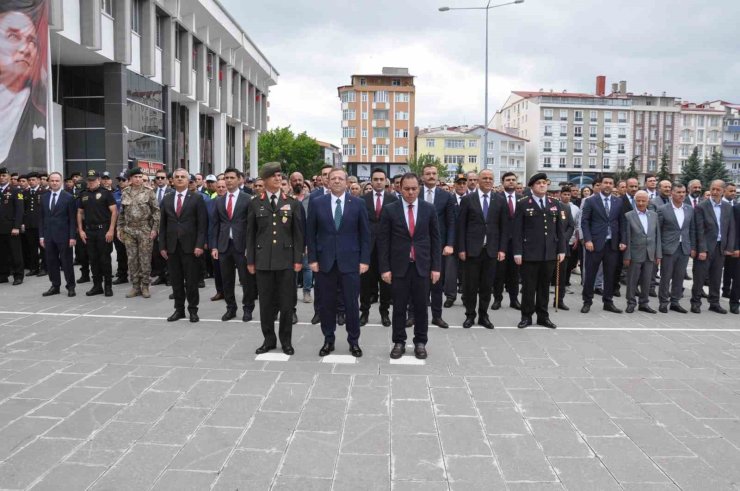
[118,185,160,293]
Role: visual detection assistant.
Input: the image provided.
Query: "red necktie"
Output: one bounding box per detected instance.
[408,203,415,261]
[227,193,234,219]
[508,194,514,217]
[176,193,183,216]
[375,192,382,218]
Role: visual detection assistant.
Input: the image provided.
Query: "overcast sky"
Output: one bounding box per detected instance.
[222,0,739,146]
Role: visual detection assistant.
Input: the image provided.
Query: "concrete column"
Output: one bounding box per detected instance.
[232,74,241,121]
[249,130,258,178]
[179,29,192,95]
[196,43,207,102]
[248,83,255,127]
[79,0,101,50]
[163,87,172,168]
[221,65,232,116]
[113,0,132,65]
[140,0,156,77]
[161,16,175,86]
[49,0,64,31]
[186,101,200,174]
[208,60,219,110]
[235,124,245,170]
[240,77,248,124]
[255,90,262,131]
[213,113,226,175]
[261,93,268,131]
[103,63,128,175]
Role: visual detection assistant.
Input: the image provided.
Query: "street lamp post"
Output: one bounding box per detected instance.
[439,0,524,181]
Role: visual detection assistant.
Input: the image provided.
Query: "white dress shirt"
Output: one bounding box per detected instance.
[424,186,436,204]
[504,191,517,214]
[672,202,685,231]
[636,209,649,234]
[331,192,346,219]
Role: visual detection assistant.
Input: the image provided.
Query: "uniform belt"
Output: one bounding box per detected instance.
[86,224,107,230]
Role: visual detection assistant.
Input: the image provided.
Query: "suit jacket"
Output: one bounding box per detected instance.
[39,190,76,244]
[581,193,624,252]
[648,195,670,212]
[657,202,696,256]
[377,199,441,278]
[559,201,576,257]
[694,198,735,255]
[306,192,371,274]
[213,191,251,254]
[246,192,304,269]
[621,194,636,216]
[422,187,455,248]
[735,203,740,252]
[456,191,508,258]
[158,190,207,254]
[0,184,24,233]
[362,190,398,251]
[684,195,702,209]
[623,209,662,262]
[499,192,522,246]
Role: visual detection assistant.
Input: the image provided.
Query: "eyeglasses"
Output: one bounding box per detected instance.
[155,176,167,180]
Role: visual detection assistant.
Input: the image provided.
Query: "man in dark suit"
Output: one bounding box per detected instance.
[246,162,304,355]
[419,164,455,328]
[730,202,740,314]
[554,186,576,310]
[690,180,736,314]
[39,172,76,297]
[151,169,172,286]
[513,173,566,328]
[622,191,662,314]
[444,174,468,306]
[307,168,370,358]
[159,168,207,323]
[685,179,703,209]
[211,167,256,323]
[492,171,522,310]
[656,182,696,313]
[22,172,45,276]
[378,172,441,360]
[456,169,507,329]
[360,168,397,327]
[580,175,626,314]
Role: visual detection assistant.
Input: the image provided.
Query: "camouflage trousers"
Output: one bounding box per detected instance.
[121,228,153,289]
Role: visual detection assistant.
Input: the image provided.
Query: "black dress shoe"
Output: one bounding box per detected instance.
[292,311,298,324]
[360,312,369,326]
[659,305,668,313]
[282,345,295,355]
[510,300,522,310]
[381,313,391,327]
[478,316,494,329]
[37,270,47,277]
[151,276,166,286]
[537,319,557,329]
[648,289,657,298]
[28,269,39,276]
[349,345,363,357]
[444,298,455,308]
[189,311,199,323]
[462,316,475,329]
[490,300,502,310]
[198,279,206,288]
[319,343,335,357]
[86,285,104,296]
[12,278,23,286]
[337,313,346,326]
[167,310,186,322]
[518,318,532,329]
[390,343,405,359]
[639,305,657,314]
[690,305,701,314]
[42,287,60,296]
[311,313,321,325]
[414,344,427,360]
[626,304,635,313]
[730,305,739,314]
[594,287,604,295]
[405,318,414,327]
[554,301,569,311]
[222,309,237,321]
[112,276,128,285]
[104,285,113,297]
[77,276,90,284]
[669,304,687,314]
[581,304,591,313]
[256,344,276,355]
[67,287,76,297]
[603,303,622,314]
[243,310,253,322]
[169,293,175,300]
[432,317,449,329]
[709,304,727,314]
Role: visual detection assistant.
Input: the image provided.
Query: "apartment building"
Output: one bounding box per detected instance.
[465,126,527,184]
[707,101,740,183]
[674,102,725,171]
[416,126,480,176]
[317,140,342,167]
[631,93,680,176]
[338,67,415,177]
[11,0,277,178]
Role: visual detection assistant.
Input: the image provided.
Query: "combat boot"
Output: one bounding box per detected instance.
[104,277,113,297]
[141,285,151,298]
[126,287,141,298]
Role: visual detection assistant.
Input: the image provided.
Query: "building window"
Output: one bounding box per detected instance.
[361,128,367,138]
[342,144,356,156]
[574,141,582,153]
[589,157,596,168]
[359,78,367,86]
[589,143,597,155]
[395,128,409,138]
[468,155,477,164]
[342,109,355,120]
[392,79,401,86]
[543,157,551,168]
[155,15,164,48]
[361,93,368,102]
[648,159,656,171]
[574,126,583,138]
[374,127,389,138]
[544,125,552,136]
[206,52,215,80]
[618,111,627,123]
[101,0,114,17]
[361,111,368,120]
[604,111,612,123]
[373,109,388,120]
[650,128,657,140]
[618,143,626,154]
[361,146,367,156]
[560,157,566,167]
[342,127,355,138]
[603,158,610,169]
[604,128,612,138]
[445,139,465,149]
[636,112,643,124]
[426,139,435,148]
[560,109,568,121]
[649,144,657,156]
[373,144,389,156]
[572,157,581,168]
[444,155,464,164]
[340,91,356,103]
[543,141,551,152]
[395,146,408,156]
[395,111,409,120]
[617,158,625,169]
[374,91,388,103]
[618,127,627,139]
[394,92,409,102]
[468,140,477,148]
[636,128,643,140]
[589,126,597,138]
[560,141,567,152]
[174,26,181,60]
[543,109,553,120]
[650,112,658,125]
[574,110,583,122]
[131,0,141,34]
[560,124,567,136]
[590,110,597,122]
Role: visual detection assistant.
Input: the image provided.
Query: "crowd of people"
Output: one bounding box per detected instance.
[0,164,738,360]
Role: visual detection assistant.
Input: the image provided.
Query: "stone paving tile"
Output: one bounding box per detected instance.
[176,380,233,409]
[169,425,241,471]
[28,462,106,491]
[213,448,282,487]
[113,389,182,423]
[477,402,529,435]
[653,456,735,490]
[334,453,390,488]
[391,433,445,482]
[279,431,340,479]
[0,437,80,489]
[527,418,593,457]
[296,397,346,432]
[17,372,86,400]
[586,436,671,485]
[436,416,490,456]
[558,402,623,436]
[0,417,60,456]
[445,455,505,488]
[391,399,436,436]
[0,397,46,427]
[260,382,311,413]
[151,469,218,491]
[549,457,620,491]
[341,414,390,455]
[613,418,695,457]
[272,476,333,490]
[507,388,562,418]
[430,387,476,416]
[489,434,557,483]
[140,406,210,445]
[678,435,740,483]
[205,394,262,427]
[89,443,180,491]
[67,420,149,466]
[239,410,300,451]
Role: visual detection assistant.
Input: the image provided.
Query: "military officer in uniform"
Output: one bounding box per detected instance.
[246,162,304,355]
[513,173,566,329]
[0,167,25,284]
[77,170,117,297]
[117,167,160,298]
[22,172,46,276]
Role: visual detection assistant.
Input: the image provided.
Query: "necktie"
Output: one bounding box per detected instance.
[540,198,545,210]
[176,193,183,216]
[408,203,415,261]
[158,188,163,204]
[507,194,514,217]
[270,194,277,211]
[227,193,234,219]
[334,198,342,230]
[375,192,382,218]
[50,193,57,211]
[426,189,434,204]
[604,197,610,214]
[482,194,489,220]
[693,198,697,208]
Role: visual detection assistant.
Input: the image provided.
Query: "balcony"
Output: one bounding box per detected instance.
[726,125,740,132]
[574,149,582,153]
[723,140,740,146]
[544,132,552,136]
[543,148,551,153]
[372,120,389,128]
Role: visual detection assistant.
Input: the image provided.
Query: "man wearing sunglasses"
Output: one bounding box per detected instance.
[151,170,172,286]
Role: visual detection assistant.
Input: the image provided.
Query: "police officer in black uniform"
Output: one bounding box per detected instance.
[76,170,117,296]
[0,167,25,284]
[23,172,47,276]
[512,173,566,329]
[246,162,305,356]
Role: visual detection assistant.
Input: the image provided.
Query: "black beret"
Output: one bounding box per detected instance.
[528,172,548,187]
[127,167,143,178]
[260,162,282,180]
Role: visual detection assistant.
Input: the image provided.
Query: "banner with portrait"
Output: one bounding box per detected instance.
[0,0,48,172]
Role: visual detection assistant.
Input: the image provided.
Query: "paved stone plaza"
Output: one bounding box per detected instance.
[0,271,739,490]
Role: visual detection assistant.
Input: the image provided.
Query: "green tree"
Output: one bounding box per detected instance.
[656,151,671,181]
[702,150,729,187]
[407,153,447,180]
[680,146,703,186]
[247,126,323,178]
[613,156,639,182]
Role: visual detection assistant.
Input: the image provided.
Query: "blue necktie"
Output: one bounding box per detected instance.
[482,194,489,220]
[334,198,342,230]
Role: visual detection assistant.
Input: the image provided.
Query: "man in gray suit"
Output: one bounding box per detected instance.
[621,190,661,313]
[656,183,696,313]
[691,180,736,314]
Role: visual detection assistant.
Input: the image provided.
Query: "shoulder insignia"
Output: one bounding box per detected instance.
[17,193,23,200]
